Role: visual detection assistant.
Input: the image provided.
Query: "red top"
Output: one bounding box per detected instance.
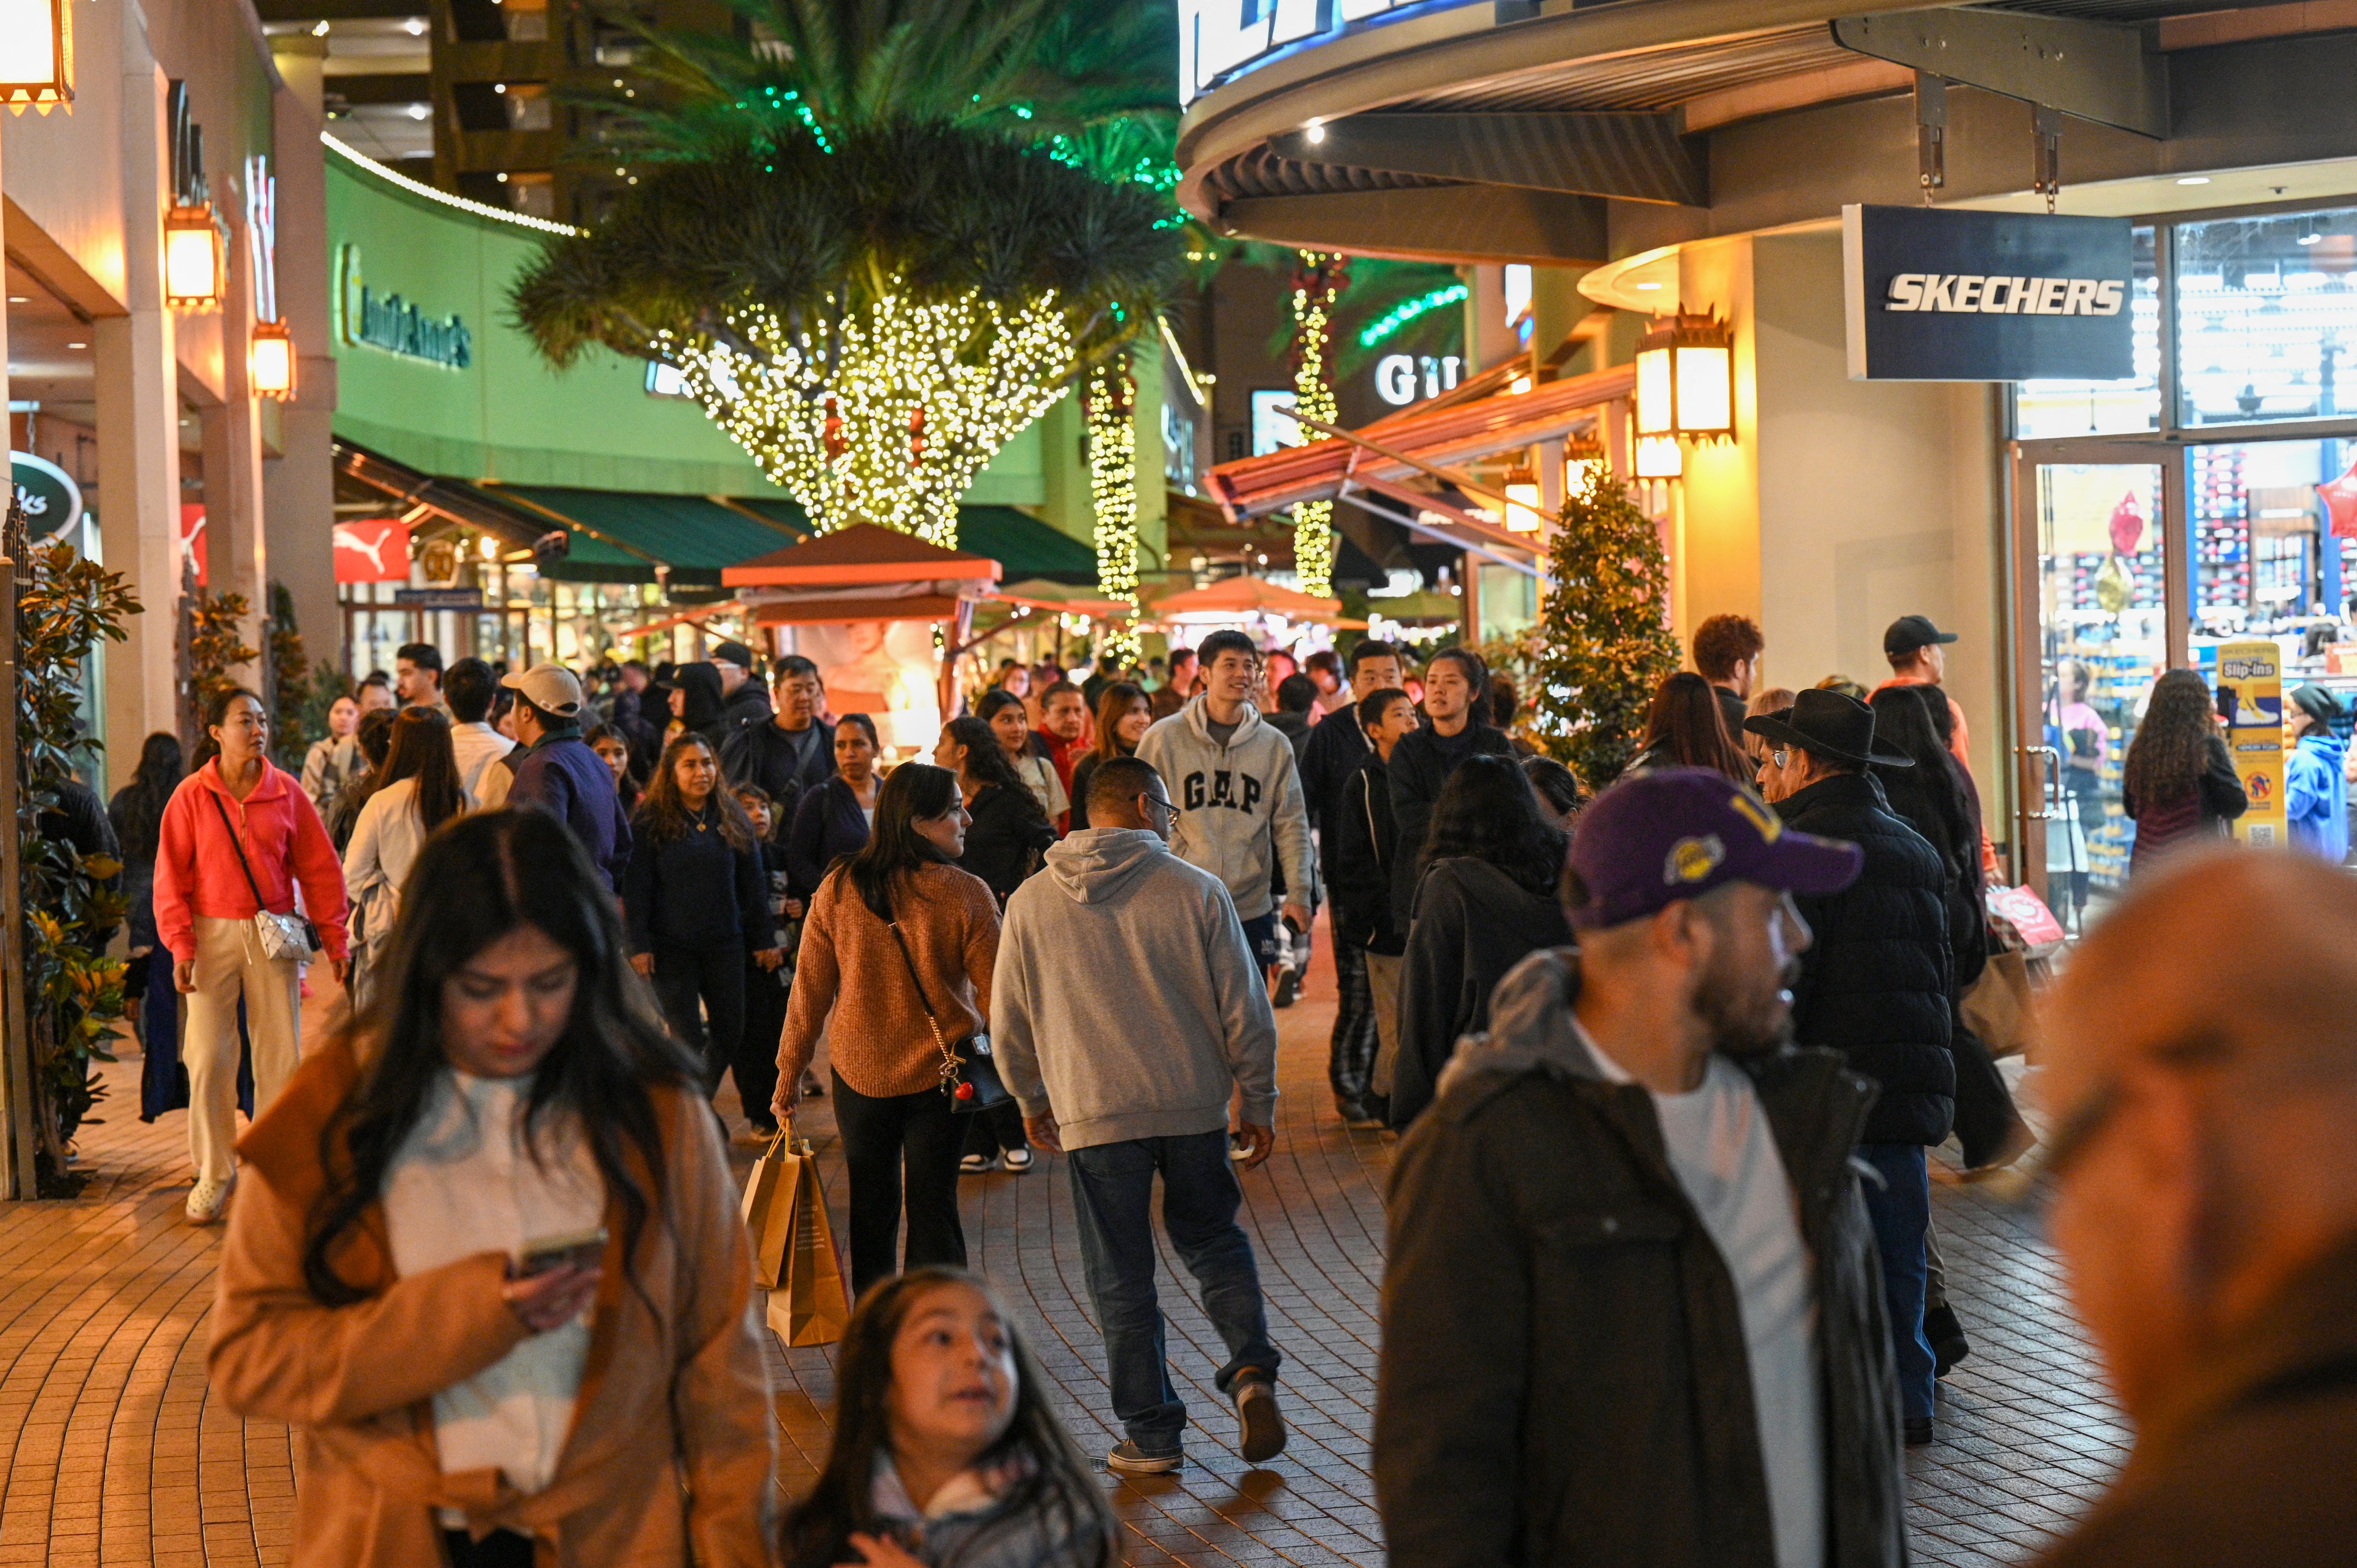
[152,759,351,963]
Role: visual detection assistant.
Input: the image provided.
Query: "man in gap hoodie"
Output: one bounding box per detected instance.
[993,755,1288,1478]
[1135,628,1315,978]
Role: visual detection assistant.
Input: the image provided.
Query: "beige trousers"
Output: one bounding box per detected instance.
[1366,951,1404,1098]
[183,915,302,1182]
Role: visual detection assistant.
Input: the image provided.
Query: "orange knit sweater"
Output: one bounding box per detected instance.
[777,860,1001,1098]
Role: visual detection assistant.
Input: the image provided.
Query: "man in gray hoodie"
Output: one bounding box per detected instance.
[993,755,1288,1477]
[1135,628,1314,983]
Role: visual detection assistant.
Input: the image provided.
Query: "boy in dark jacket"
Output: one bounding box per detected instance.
[1378,768,1904,1568]
[1748,688,1955,1444]
[1326,687,1417,1124]
[1387,647,1516,928]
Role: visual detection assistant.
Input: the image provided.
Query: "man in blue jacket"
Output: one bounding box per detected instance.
[2285,683,2349,863]
[496,663,633,891]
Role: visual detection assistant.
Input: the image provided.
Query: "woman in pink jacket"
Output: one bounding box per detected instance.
[152,687,349,1225]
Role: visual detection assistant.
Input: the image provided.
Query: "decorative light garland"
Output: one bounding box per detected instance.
[1357,282,1469,350]
[321,131,582,235]
[1084,353,1141,665]
[662,289,1074,545]
[1289,250,1350,598]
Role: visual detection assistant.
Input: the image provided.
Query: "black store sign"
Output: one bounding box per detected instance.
[1843,205,2135,382]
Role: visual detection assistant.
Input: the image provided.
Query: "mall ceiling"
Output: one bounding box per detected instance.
[1176,1,2357,265]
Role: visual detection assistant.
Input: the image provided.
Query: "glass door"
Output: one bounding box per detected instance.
[2012,447,2172,933]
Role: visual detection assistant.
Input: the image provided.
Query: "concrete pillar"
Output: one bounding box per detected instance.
[265,45,338,674]
[98,64,187,776]
[200,394,269,681]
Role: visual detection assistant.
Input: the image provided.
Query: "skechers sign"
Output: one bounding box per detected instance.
[336,244,473,371]
[1841,205,2134,381]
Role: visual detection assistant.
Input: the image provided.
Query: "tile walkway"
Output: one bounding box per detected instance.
[0,943,2126,1565]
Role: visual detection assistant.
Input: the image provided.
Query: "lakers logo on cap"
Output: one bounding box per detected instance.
[1727,791,1782,843]
[1665,834,1725,885]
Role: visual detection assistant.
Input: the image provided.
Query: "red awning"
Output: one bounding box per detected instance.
[1148,576,1345,625]
[1204,362,1636,522]
[720,522,1002,588]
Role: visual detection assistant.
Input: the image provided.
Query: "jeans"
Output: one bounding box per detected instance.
[651,941,745,1095]
[832,1071,968,1295]
[1859,1142,1935,1420]
[1328,941,1377,1103]
[1066,1129,1281,1452]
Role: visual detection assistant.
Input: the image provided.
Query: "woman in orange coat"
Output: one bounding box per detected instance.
[207,807,775,1568]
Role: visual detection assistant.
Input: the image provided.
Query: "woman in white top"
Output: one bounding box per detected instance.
[343,707,470,1003]
[206,806,774,1568]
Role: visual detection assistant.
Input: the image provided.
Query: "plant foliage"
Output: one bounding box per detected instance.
[266,582,309,770]
[14,542,141,1195]
[187,589,259,728]
[1531,470,1680,789]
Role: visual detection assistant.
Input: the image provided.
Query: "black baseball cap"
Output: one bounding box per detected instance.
[708,640,757,670]
[1884,615,1959,658]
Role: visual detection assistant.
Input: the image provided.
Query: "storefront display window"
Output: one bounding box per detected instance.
[2176,206,2357,428]
[2015,226,2161,440]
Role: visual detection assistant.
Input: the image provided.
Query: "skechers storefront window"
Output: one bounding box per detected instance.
[2021,203,2357,915]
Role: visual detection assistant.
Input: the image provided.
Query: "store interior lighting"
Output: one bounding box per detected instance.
[163,205,222,305]
[0,0,73,114]
[250,319,294,398]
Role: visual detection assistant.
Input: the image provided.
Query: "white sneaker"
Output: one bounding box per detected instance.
[958,1153,997,1175]
[186,1176,233,1225]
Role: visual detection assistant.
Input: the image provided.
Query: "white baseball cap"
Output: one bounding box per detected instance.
[499,662,585,717]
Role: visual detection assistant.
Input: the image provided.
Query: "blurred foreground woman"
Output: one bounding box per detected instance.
[207,808,775,1568]
[783,1268,1114,1568]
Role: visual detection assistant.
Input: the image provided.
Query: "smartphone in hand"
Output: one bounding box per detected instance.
[511,1227,607,1279]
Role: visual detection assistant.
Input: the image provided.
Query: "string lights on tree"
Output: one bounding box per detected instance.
[661,291,1074,545]
[1083,352,1141,664]
[1288,249,1350,597]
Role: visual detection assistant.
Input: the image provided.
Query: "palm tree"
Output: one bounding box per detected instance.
[510,0,1183,545]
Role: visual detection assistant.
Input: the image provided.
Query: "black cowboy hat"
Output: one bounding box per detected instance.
[1743,688,1915,770]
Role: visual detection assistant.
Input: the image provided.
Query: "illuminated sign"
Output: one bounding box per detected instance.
[9,451,82,545]
[1375,353,1462,406]
[335,243,472,370]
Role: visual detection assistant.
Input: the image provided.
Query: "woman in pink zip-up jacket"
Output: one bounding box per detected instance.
[152,686,350,1225]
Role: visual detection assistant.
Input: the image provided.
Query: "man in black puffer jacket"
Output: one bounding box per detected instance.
[1749,688,1954,1447]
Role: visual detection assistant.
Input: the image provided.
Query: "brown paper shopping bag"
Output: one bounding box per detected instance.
[749,1136,851,1347]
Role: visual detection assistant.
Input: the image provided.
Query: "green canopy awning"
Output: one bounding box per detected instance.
[486,485,806,587]
[953,506,1097,585]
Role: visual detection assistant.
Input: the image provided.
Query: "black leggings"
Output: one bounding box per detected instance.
[831,1070,967,1295]
[735,958,789,1129]
[651,941,745,1095]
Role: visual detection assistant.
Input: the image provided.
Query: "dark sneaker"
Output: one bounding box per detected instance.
[1271,966,1300,1009]
[1105,1440,1183,1475]
[1903,1416,1935,1448]
[1924,1304,1971,1379]
[1335,1097,1384,1130]
[1234,1375,1287,1464]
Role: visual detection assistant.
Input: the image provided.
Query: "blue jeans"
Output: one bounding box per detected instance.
[1859,1142,1935,1421]
[1066,1130,1281,1452]
[1239,911,1282,972]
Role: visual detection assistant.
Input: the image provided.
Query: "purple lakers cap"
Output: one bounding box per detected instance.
[1564,767,1863,930]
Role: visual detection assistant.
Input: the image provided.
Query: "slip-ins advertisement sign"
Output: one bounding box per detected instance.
[1843,205,2136,381]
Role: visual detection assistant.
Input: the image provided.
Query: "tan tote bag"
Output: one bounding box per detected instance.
[741,1132,851,1345]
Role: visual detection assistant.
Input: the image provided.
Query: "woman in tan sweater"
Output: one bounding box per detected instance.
[774,762,1000,1294]
[207,809,775,1568]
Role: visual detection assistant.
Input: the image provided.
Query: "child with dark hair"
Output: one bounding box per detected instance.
[729,781,794,1138]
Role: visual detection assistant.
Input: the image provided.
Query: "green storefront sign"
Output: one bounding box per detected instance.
[337,243,472,369]
[9,452,84,546]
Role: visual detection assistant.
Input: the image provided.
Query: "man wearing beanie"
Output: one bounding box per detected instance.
[1375,767,1905,1568]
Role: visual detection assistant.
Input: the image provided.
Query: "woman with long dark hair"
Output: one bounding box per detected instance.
[1067,683,1150,832]
[782,1268,1114,1568]
[1387,754,1572,1129]
[584,722,643,813]
[785,712,882,906]
[623,734,779,1095]
[977,688,1067,824]
[1627,671,1751,781]
[327,707,400,854]
[934,716,1056,905]
[153,687,350,1225]
[2123,667,2247,875]
[344,707,471,1002]
[111,732,189,1120]
[776,763,999,1292]
[207,809,775,1567]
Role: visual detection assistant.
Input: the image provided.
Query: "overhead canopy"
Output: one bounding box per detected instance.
[724,522,1003,626]
[955,505,1099,584]
[1148,575,1345,626]
[989,578,1135,620]
[488,485,805,588]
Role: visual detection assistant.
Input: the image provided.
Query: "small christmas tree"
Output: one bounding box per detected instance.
[1532,467,1680,789]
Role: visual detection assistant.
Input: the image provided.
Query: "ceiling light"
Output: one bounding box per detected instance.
[6,295,28,303]
[66,340,85,348]
[1304,118,1324,145]
[2176,176,2211,186]
[1634,280,1663,291]
[406,102,429,119]
[311,18,329,36]
[403,16,425,34]
[493,82,505,93]
[2299,222,2323,245]
[496,171,509,182]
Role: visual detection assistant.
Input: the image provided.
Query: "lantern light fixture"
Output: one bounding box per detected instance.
[1504,480,1543,533]
[0,0,74,114]
[164,203,223,305]
[250,319,294,398]
[1634,434,1684,480]
[1633,310,1735,445]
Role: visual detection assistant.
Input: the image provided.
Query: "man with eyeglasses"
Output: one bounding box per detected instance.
[2033,847,2357,1567]
[1376,767,1906,1568]
[991,755,1288,1478]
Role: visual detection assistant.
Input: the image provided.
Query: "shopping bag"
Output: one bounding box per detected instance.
[757,1137,852,1347]
[1963,914,2040,1060]
[739,1130,804,1290]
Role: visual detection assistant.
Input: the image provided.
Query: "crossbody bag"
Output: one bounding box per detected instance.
[884,913,1012,1113]
[209,790,321,963]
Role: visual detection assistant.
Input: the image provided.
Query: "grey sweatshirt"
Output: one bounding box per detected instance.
[1133,695,1315,921]
[991,827,1279,1149]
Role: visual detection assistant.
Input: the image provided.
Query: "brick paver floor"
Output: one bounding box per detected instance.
[0,942,2125,1565]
